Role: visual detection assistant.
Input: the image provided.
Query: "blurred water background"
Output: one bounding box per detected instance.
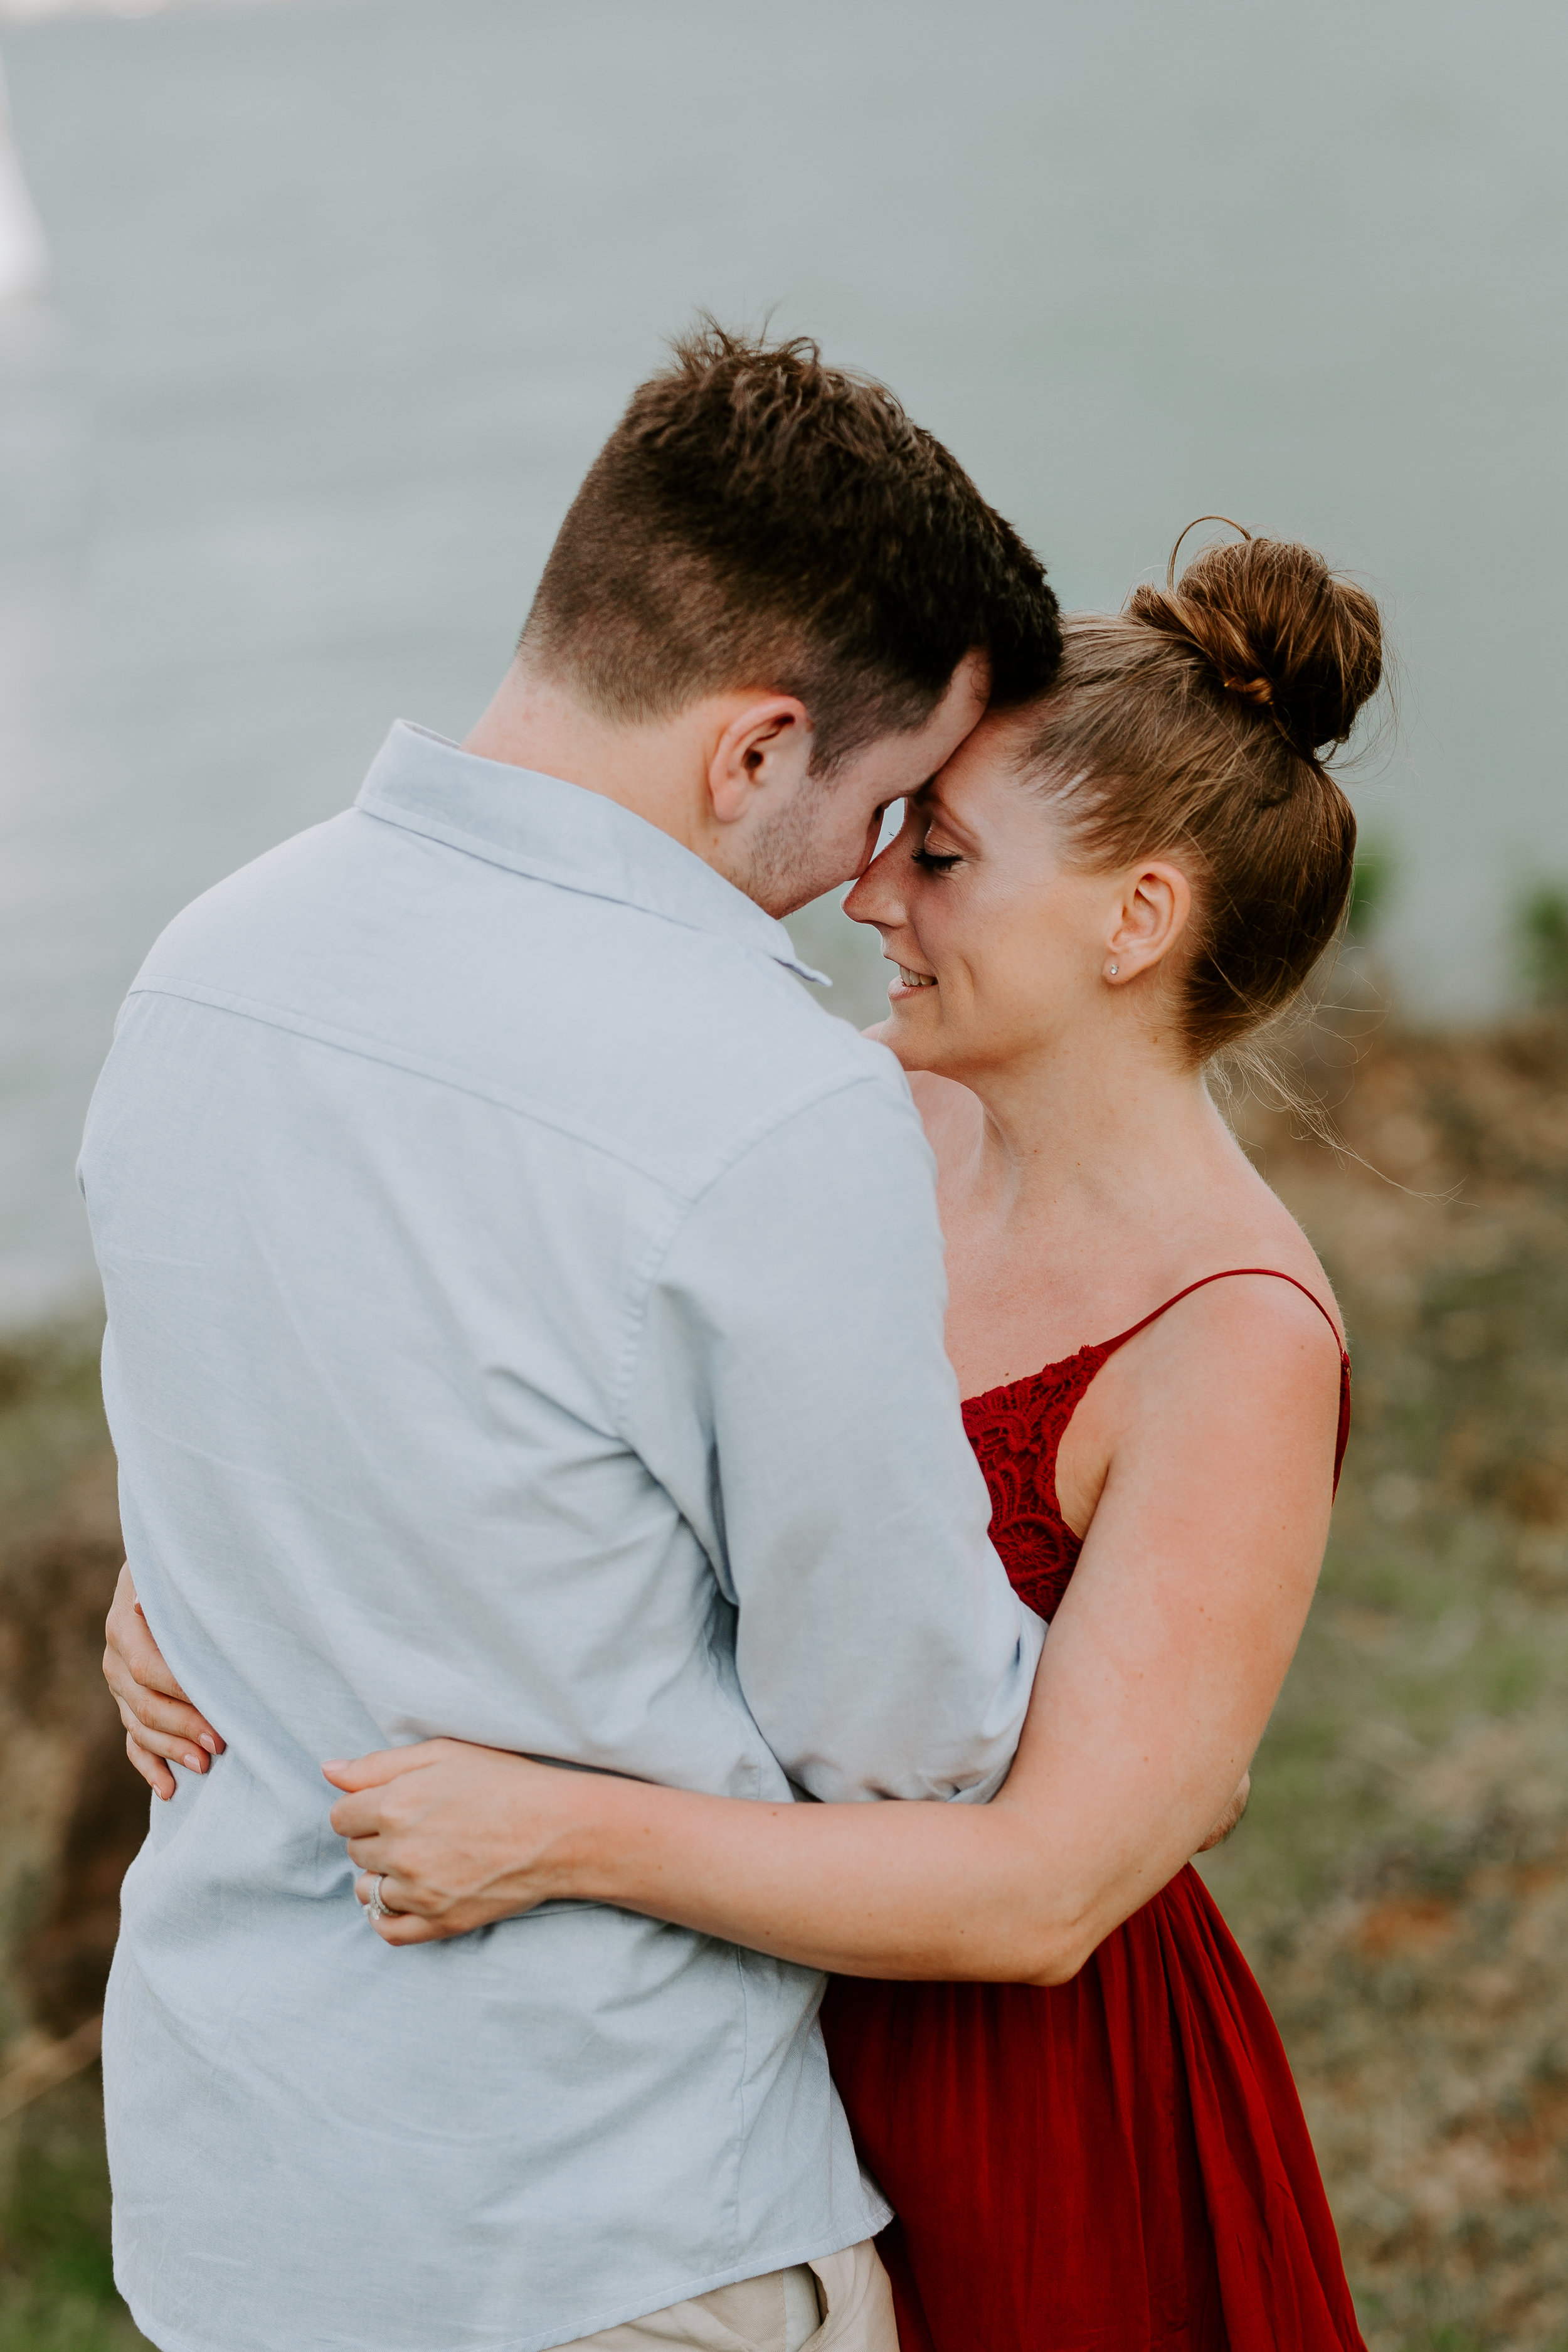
[0,0,1564,1327]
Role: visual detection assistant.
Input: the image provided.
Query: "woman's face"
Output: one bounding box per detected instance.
[844,712,1167,1085]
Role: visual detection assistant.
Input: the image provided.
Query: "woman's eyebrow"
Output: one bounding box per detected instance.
[919,789,980,850]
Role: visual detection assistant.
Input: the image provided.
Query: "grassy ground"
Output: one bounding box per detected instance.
[1,1015,1565,2348]
[0,2080,146,2352]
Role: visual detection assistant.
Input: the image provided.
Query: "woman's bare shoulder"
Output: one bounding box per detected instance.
[1110,1227,1345,1431]
[1062,1198,1345,1537]
[1165,1255,1345,1368]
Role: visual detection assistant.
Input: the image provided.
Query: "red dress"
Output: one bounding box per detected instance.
[821,1271,1365,2352]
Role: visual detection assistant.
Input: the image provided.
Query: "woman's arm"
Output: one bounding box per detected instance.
[328,1283,1338,1982]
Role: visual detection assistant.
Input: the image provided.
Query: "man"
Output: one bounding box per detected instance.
[88,325,1061,2352]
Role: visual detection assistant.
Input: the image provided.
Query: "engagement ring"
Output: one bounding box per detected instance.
[365,1874,392,1920]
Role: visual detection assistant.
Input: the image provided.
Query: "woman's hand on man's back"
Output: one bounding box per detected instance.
[103,1563,225,1800]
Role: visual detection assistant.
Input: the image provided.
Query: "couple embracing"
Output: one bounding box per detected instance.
[94,326,1375,2352]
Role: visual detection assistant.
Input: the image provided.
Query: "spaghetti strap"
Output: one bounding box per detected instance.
[1101,1267,1352,1495]
[1103,1267,1343,1354]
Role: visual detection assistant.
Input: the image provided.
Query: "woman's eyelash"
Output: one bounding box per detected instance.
[911,846,962,872]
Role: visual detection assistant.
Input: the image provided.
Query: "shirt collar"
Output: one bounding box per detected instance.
[355,721,828,985]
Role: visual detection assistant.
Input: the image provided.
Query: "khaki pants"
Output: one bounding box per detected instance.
[557,2240,897,2352]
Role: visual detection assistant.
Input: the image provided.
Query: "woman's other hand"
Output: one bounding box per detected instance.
[323,1741,600,1946]
[103,1564,226,1800]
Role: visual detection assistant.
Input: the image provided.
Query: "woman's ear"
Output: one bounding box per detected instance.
[1103,861,1192,984]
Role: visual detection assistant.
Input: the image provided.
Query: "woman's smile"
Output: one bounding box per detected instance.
[891,963,938,996]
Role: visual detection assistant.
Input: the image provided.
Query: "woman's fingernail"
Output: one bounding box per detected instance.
[183,1752,202,1771]
[321,1761,347,1773]
[199,1735,217,1755]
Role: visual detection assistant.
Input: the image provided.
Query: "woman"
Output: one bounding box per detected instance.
[110,525,1377,2350]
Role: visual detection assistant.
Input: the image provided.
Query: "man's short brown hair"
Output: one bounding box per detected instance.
[519,322,1062,771]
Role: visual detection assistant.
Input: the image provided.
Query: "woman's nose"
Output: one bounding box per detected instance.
[845,835,909,931]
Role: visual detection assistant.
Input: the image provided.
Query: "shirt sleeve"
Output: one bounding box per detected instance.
[620,1062,1044,1806]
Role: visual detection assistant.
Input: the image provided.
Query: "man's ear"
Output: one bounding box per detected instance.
[707,696,814,826]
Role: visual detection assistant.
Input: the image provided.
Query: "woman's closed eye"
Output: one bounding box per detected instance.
[911,844,963,873]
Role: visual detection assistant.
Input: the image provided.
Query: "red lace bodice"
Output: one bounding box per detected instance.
[960,1269,1352,1625]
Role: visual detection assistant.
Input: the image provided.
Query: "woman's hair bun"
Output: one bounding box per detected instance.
[1126,521,1382,757]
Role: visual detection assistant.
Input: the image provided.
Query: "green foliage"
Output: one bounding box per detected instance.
[0,2088,149,2351]
[1519,884,1568,1004]
[4,2139,115,2302]
[0,2282,144,2352]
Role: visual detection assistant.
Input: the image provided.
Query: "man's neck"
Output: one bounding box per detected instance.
[463,661,717,860]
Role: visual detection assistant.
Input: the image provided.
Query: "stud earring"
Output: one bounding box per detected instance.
[1108,963,1120,977]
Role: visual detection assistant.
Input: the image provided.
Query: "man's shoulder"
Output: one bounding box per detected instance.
[118,805,908,1187]
[130,810,362,990]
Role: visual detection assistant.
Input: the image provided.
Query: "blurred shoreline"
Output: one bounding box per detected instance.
[3,1012,1567,2349]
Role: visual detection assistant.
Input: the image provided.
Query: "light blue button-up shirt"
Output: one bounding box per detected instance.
[82,722,1043,2352]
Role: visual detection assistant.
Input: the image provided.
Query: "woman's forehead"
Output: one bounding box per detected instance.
[930,722,1027,813]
